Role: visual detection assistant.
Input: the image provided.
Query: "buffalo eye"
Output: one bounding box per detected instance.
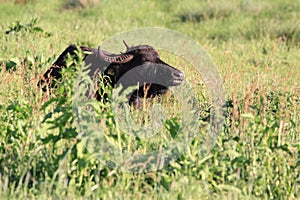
[106,65,120,76]
[106,68,115,76]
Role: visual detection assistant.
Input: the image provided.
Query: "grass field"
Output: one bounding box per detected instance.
[0,0,299,199]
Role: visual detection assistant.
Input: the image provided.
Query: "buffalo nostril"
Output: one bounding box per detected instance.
[173,71,184,79]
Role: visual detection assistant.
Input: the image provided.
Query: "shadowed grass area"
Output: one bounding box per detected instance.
[0,0,299,199]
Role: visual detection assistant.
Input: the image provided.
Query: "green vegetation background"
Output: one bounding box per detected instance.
[0,0,299,199]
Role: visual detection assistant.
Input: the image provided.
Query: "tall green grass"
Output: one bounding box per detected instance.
[0,0,299,199]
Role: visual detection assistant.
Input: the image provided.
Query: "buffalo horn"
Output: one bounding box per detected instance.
[97,46,133,64]
[123,40,130,50]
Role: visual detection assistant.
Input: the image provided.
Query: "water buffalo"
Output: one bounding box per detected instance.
[38,41,184,108]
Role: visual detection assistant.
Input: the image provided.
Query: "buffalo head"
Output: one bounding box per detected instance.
[96,41,184,107]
